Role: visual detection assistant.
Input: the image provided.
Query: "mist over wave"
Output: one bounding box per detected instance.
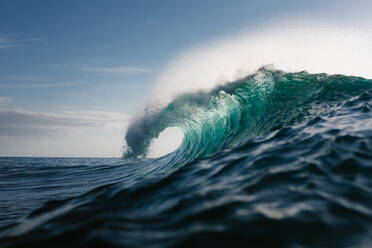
[155,21,372,99]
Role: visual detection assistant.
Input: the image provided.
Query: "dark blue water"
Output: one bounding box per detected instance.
[0,70,372,247]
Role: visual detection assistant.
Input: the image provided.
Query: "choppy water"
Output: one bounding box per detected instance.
[1,69,372,247]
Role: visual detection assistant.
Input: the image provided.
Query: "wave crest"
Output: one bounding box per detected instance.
[124,68,372,164]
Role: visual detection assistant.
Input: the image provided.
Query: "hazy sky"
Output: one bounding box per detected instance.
[0,0,371,157]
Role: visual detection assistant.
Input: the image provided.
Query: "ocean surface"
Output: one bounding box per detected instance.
[1,69,372,247]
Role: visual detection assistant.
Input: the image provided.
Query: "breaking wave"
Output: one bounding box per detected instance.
[124,68,372,166]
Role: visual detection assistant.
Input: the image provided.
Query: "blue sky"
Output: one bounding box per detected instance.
[0,0,371,156]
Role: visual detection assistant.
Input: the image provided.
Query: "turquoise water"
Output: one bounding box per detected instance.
[125,68,372,163]
[1,68,372,247]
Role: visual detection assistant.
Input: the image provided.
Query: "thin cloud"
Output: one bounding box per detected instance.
[0,37,44,49]
[0,109,130,137]
[64,92,92,98]
[0,96,13,104]
[82,66,150,75]
[6,75,53,81]
[0,82,84,88]
[0,38,17,49]
[0,109,131,157]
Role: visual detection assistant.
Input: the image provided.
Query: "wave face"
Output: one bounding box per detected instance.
[124,68,372,163]
[1,69,372,248]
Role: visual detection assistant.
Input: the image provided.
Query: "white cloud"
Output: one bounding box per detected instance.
[0,97,13,104]
[82,66,150,75]
[2,75,85,88]
[0,38,16,49]
[0,82,84,88]
[0,37,44,49]
[0,109,131,157]
[0,109,130,133]
[63,92,92,98]
[6,75,55,81]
